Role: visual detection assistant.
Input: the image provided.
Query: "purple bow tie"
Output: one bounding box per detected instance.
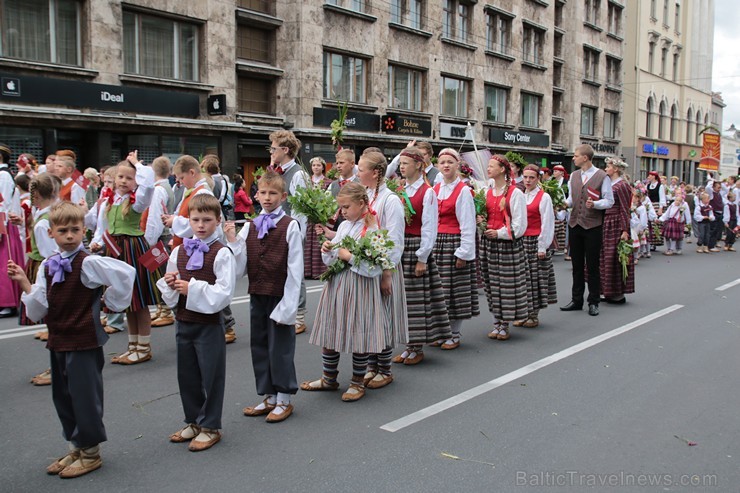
[47,255,72,285]
[253,213,280,239]
[183,238,210,270]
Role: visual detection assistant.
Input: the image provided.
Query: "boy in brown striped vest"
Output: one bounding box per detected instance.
[7,202,135,478]
[157,195,236,452]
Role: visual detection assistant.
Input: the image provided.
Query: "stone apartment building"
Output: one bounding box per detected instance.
[0,0,624,181]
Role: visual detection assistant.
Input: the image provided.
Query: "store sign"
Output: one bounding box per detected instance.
[583,142,618,154]
[0,73,199,117]
[382,114,432,137]
[440,122,472,140]
[489,128,550,147]
[642,143,670,155]
[207,95,226,116]
[313,107,380,132]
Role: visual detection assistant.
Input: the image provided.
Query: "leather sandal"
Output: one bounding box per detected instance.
[169,423,201,443]
[403,350,424,365]
[243,398,276,416]
[341,383,366,402]
[58,449,102,478]
[266,403,294,423]
[497,326,511,341]
[188,429,221,452]
[117,344,152,365]
[299,378,339,391]
[47,450,80,475]
[392,350,410,364]
[522,317,539,328]
[363,371,377,387]
[441,338,460,350]
[111,343,136,364]
[512,319,526,327]
[366,373,393,389]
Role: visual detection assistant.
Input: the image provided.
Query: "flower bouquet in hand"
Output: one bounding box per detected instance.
[287,185,337,243]
[473,187,488,233]
[541,178,566,209]
[319,229,396,282]
[617,239,633,283]
[386,178,414,225]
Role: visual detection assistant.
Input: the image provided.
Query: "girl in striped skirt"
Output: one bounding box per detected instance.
[431,148,478,349]
[646,171,666,250]
[89,151,157,365]
[304,157,331,279]
[515,165,556,329]
[476,155,529,341]
[600,158,634,303]
[360,151,407,389]
[391,147,450,366]
[302,182,386,402]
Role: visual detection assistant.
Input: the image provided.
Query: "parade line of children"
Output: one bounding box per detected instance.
[2,137,739,479]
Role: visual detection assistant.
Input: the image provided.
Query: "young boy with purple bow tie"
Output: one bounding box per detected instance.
[225,170,303,423]
[157,194,236,451]
[7,201,135,479]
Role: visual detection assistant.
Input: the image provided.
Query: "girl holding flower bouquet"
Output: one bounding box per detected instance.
[304,157,332,279]
[600,158,634,305]
[302,183,387,402]
[658,191,691,255]
[431,148,479,349]
[630,190,648,262]
[390,147,451,366]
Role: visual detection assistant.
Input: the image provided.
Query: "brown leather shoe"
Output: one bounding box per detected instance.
[169,424,200,443]
[224,327,237,344]
[341,383,365,402]
[46,450,79,475]
[58,449,102,478]
[522,317,539,328]
[266,403,294,423]
[391,352,407,364]
[295,324,307,335]
[366,373,393,389]
[440,339,460,350]
[497,326,510,340]
[188,429,221,452]
[31,369,52,386]
[37,330,49,341]
[403,351,424,365]
[151,315,174,327]
[512,319,526,327]
[299,378,339,391]
[243,398,275,416]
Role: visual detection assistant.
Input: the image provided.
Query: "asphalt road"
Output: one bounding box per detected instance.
[1,247,738,492]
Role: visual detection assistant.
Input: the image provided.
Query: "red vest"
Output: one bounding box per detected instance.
[434,181,466,234]
[524,189,545,237]
[172,185,205,247]
[486,186,516,230]
[59,180,73,201]
[404,183,430,237]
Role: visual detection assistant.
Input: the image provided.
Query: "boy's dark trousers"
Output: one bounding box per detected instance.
[176,319,226,430]
[697,221,711,246]
[50,347,107,448]
[250,294,298,395]
[709,211,724,249]
[726,219,737,246]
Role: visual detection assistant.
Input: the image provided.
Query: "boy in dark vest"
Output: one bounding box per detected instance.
[226,170,303,423]
[7,201,135,478]
[157,194,236,452]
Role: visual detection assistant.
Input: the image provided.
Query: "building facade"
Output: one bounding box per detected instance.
[621,0,716,185]
[0,0,624,182]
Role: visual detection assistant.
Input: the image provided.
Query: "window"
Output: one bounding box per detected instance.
[663,0,669,25]
[0,0,81,66]
[520,92,540,128]
[674,2,681,32]
[658,100,667,139]
[606,57,621,85]
[523,24,544,65]
[670,104,678,141]
[237,26,270,63]
[484,85,507,123]
[607,3,622,35]
[650,0,657,18]
[323,51,367,103]
[584,48,599,82]
[604,111,618,139]
[648,42,655,73]
[123,11,199,81]
[442,0,471,42]
[440,76,468,117]
[660,47,668,77]
[238,76,273,114]
[486,10,512,55]
[685,109,693,143]
[390,0,422,29]
[672,52,679,81]
[388,64,423,111]
[238,0,273,14]
[646,97,655,137]
[585,0,600,25]
[581,106,596,136]
[326,0,367,13]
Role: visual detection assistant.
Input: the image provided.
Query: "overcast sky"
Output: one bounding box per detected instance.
[713,0,740,130]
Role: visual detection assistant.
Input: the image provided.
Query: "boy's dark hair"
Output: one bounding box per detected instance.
[14,173,31,192]
[258,170,286,193]
[188,194,222,218]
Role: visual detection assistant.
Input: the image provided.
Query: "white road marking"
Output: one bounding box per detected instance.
[715,278,740,291]
[0,285,326,339]
[380,304,685,433]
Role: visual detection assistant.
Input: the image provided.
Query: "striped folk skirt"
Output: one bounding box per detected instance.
[310,269,387,353]
[600,216,635,299]
[383,268,409,348]
[649,202,664,246]
[662,218,684,240]
[19,257,44,325]
[402,236,451,345]
[432,233,480,320]
[106,234,162,312]
[304,222,327,280]
[554,220,567,251]
[0,223,24,310]
[521,236,557,312]
[478,236,529,322]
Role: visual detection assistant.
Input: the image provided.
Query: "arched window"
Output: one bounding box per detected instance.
[658,100,667,139]
[646,97,655,137]
[686,109,694,144]
[670,104,678,141]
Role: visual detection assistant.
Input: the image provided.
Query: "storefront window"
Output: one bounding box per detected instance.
[0,127,44,172]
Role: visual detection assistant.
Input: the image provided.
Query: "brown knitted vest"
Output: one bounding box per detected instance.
[246,215,291,297]
[46,251,105,351]
[569,168,607,230]
[176,241,226,325]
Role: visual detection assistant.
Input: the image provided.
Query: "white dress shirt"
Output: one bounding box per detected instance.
[144,179,170,246]
[435,178,476,261]
[659,202,691,224]
[61,177,87,205]
[156,231,236,315]
[367,185,405,267]
[172,178,213,240]
[565,166,615,210]
[21,243,136,322]
[323,219,383,278]
[0,164,21,217]
[642,197,658,221]
[229,206,303,326]
[404,176,438,263]
[693,202,715,222]
[631,205,648,233]
[524,187,555,253]
[279,160,309,238]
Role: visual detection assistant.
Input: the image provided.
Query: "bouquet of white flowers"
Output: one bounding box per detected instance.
[320,229,395,282]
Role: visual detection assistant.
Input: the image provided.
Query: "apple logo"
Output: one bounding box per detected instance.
[213,99,220,110]
[6,80,15,91]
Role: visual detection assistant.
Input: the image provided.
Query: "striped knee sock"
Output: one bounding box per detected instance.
[377,348,393,376]
[321,348,340,384]
[351,353,369,383]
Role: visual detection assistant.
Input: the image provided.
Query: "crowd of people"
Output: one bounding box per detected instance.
[1,137,738,479]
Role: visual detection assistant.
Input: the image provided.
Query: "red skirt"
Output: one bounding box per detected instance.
[303,222,327,279]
